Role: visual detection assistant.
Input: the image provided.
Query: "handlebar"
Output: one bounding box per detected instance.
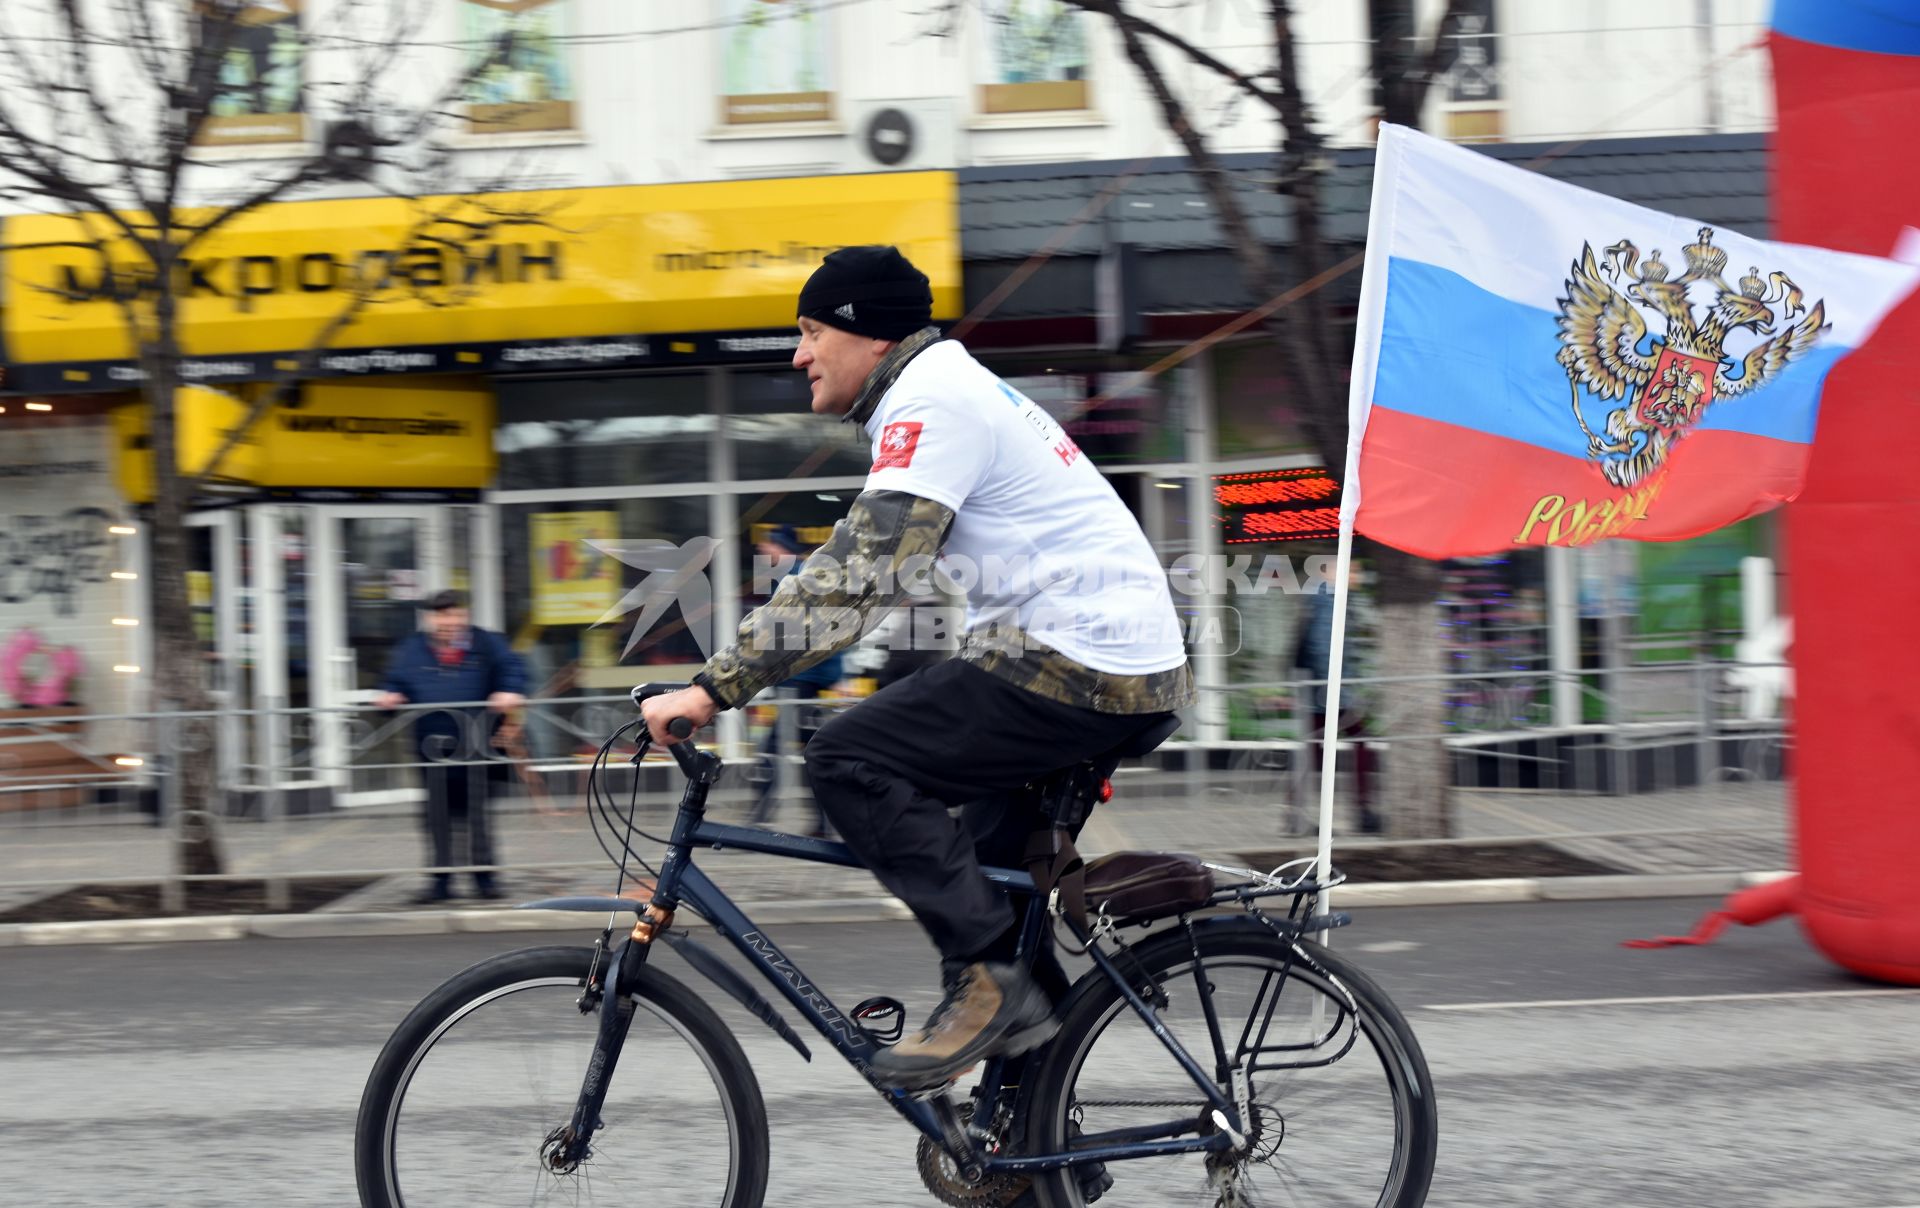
[632,681,697,738]
[632,682,707,779]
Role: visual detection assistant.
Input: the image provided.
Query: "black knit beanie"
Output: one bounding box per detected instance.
[797,245,933,340]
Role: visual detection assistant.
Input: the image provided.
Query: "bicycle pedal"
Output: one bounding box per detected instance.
[906,1074,971,1102]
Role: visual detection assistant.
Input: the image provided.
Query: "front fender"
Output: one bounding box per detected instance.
[515,896,645,913]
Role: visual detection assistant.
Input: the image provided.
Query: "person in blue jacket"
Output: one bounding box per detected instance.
[376,590,527,902]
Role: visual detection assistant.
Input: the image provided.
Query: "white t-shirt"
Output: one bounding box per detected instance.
[863,340,1187,676]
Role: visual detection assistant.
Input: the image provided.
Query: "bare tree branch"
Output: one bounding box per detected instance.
[910,0,965,39]
[1067,0,1285,114]
[387,27,518,148]
[120,0,180,96]
[1101,1,1336,467]
[1269,0,1337,396]
[1374,0,1478,127]
[0,9,135,210]
[0,109,143,242]
[0,238,109,253]
[177,161,335,251]
[57,0,150,210]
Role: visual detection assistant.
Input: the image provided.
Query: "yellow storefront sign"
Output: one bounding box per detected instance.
[529,511,618,625]
[112,386,262,503]
[2,172,960,366]
[113,377,494,500]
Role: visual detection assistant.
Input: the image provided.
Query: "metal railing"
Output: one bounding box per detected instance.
[0,658,1791,911]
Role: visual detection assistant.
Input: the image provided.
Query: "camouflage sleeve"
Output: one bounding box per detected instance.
[694,490,954,709]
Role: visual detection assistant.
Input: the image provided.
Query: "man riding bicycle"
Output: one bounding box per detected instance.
[642,245,1192,1091]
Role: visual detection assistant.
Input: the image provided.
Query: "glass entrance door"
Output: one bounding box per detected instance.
[311,507,454,802]
[342,515,437,695]
[184,511,245,706]
[184,511,247,790]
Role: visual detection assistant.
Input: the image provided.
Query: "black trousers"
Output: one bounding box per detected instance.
[422,761,496,883]
[804,659,1171,963]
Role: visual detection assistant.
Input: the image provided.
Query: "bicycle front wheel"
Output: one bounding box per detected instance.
[1024,917,1436,1208]
[355,945,769,1208]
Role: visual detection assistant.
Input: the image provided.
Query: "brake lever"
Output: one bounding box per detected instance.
[631,717,695,766]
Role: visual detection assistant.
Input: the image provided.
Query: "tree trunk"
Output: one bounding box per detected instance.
[1365,545,1450,837]
[1077,0,1477,837]
[142,249,227,877]
[1357,0,1475,838]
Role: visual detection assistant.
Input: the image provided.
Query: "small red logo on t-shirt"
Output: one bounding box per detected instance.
[873,421,924,470]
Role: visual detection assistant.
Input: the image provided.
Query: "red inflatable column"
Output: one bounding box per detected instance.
[1774,3,1920,984]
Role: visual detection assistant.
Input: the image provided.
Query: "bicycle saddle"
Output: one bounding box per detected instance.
[1101,714,1181,761]
[1027,715,1180,830]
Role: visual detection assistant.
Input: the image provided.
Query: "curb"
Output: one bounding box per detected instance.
[0,871,1788,948]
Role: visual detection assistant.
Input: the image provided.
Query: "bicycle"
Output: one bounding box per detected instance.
[355,682,1438,1207]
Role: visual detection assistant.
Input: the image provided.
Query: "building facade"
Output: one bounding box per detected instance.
[0,1,1783,793]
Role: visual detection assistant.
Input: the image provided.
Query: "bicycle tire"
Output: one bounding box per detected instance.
[355,945,771,1208]
[1023,916,1437,1208]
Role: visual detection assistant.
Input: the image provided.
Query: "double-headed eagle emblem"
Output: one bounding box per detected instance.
[1555,227,1829,488]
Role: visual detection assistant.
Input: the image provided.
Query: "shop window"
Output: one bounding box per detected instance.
[988,364,1185,466]
[1209,342,1323,460]
[1439,550,1551,731]
[274,509,314,711]
[1211,542,1554,738]
[1441,0,1502,144]
[1630,518,1768,663]
[729,491,905,688]
[500,495,714,712]
[978,0,1091,115]
[734,493,859,604]
[0,416,141,755]
[729,371,873,480]
[462,0,577,135]
[195,1,306,146]
[718,0,835,126]
[496,376,712,489]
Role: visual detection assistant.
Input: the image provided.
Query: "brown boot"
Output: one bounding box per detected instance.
[870,962,1057,1091]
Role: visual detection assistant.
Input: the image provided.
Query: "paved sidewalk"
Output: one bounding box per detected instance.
[0,767,1788,916]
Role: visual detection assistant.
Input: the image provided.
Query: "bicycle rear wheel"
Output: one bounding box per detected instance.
[1023,917,1436,1207]
[355,945,769,1208]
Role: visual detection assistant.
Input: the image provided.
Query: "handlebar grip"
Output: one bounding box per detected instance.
[632,681,690,709]
[666,717,695,740]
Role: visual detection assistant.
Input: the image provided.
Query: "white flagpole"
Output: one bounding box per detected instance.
[1316,123,1406,916]
[1313,525,1356,916]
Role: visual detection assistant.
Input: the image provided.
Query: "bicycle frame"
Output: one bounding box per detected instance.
[542,734,1245,1177]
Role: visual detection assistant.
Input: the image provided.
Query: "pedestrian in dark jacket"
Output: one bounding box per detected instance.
[376,590,528,902]
[1291,560,1382,834]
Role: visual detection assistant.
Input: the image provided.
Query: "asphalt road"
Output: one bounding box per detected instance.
[3,897,1917,1207]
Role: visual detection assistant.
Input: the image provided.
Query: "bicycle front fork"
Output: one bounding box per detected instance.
[543,920,663,1172]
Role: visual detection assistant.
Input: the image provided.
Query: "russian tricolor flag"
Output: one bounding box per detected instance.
[1343,123,1920,559]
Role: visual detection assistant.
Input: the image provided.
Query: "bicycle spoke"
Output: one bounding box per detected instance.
[374,974,744,1207]
[1031,928,1433,1208]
